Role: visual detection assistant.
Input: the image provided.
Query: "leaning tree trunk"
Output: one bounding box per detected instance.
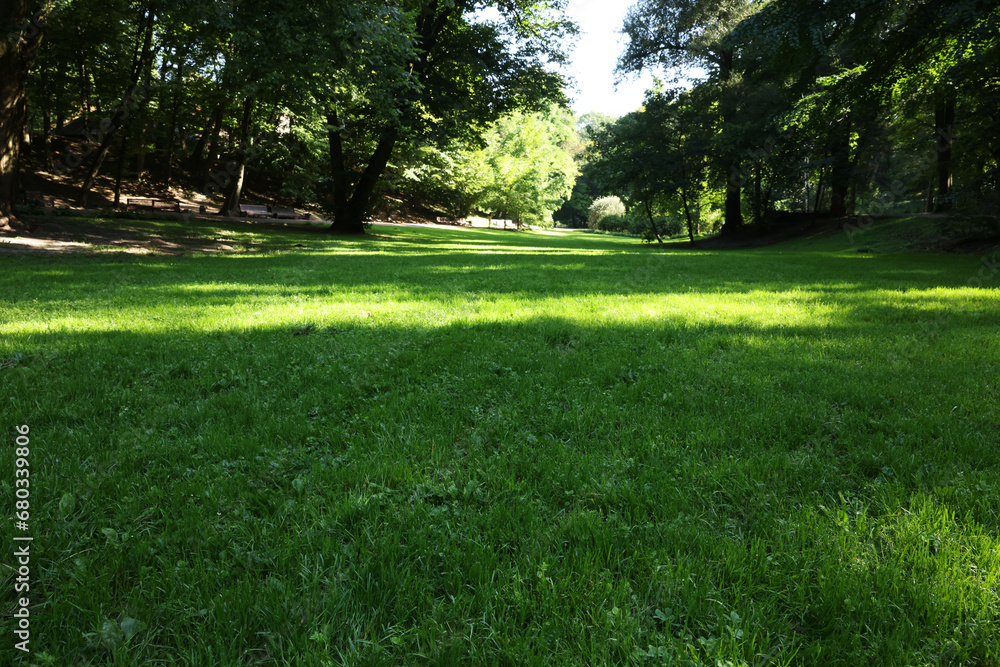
[218,96,253,217]
[681,183,696,244]
[78,3,156,207]
[644,200,663,243]
[1,1,46,231]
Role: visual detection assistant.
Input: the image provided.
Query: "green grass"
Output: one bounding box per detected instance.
[783,214,993,254]
[2,217,999,665]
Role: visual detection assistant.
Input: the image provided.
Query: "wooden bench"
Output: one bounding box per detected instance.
[272,207,298,219]
[126,198,181,212]
[153,199,181,212]
[126,198,155,211]
[239,204,271,218]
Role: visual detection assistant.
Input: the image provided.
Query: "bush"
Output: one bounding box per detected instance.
[628,216,684,242]
[597,213,629,233]
[660,217,684,237]
[627,216,651,237]
[587,196,625,230]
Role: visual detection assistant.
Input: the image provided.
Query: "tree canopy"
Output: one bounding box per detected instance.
[586,0,1000,236]
[2,0,577,232]
[3,0,998,236]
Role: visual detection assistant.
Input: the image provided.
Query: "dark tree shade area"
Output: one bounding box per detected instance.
[584,0,999,238]
[0,0,574,232]
[2,0,997,236]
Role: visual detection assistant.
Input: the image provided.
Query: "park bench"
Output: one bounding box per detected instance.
[239,204,271,218]
[126,198,181,212]
[272,207,298,219]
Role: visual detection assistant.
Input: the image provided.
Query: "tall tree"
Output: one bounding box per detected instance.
[618,0,754,235]
[478,104,578,227]
[1,1,52,230]
[76,1,157,207]
[322,0,574,234]
[587,88,709,242]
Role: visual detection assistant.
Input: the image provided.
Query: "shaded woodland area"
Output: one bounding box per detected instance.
[559,0,999,243]
[1,0,574,233]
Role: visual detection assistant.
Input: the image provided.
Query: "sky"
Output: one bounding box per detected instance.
[562,0,657,118]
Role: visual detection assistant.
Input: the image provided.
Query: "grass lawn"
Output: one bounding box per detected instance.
[2,217,999,665]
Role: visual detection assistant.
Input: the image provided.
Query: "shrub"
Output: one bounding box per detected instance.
[660,217,683,237]
[597,213,629,233]
[628,216,684,242]
[587,196,625,230]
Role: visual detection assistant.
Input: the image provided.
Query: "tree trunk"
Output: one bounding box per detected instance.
[829,118,852,216]
[0,41,25,230]
[189,105,223,168]
[78,4,156,207]
[77,27,90,122]
[644,199,663,243]
[717,49,743,236]
[41,62,52,170]
[753,162,763,223]
[218,96,254,217]
[326,119,398,235]
[113,131,128,206]
[1,1,47,230]
[164,62,183,187]
[326,110,349,223]
[681,184,696,244]
[934,89,955,212]
[813,172,825,214]
[133,50,155,178]
[803,161,810,212]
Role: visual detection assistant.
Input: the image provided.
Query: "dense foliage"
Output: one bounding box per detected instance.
[2,0,576,232]
[394,104,578,227]
[583,0,1000,237]
[6,0,994,236]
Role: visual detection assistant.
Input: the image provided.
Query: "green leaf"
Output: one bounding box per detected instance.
[120,616,146,640]
[99,619,123,650]
[59,492,76,517]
